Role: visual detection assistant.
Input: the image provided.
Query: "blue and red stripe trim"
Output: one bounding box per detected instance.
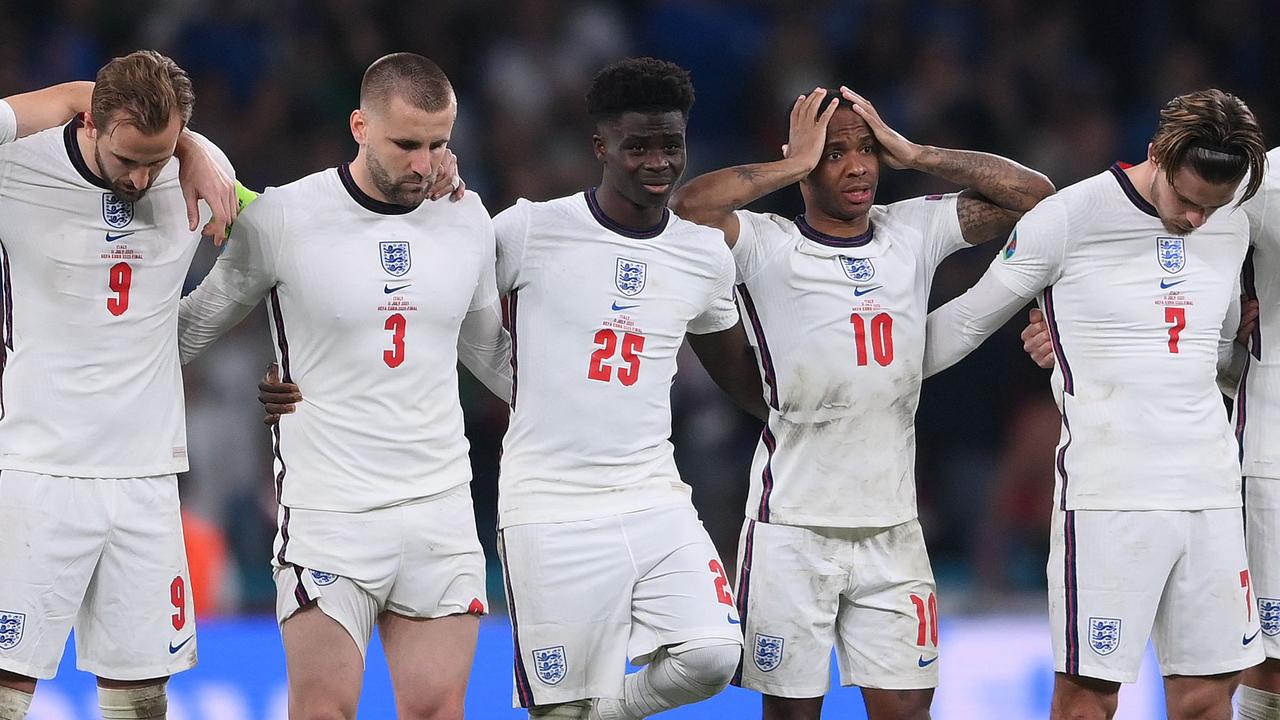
[268,287,293,564]
[0,239,11,421]
[292,565,312,608]
[1042,287,1074,396]
[736,284,778,410]
[1235,356,1252,462]
[507,290,519,409]
[498,531,536,708]
[730,519,757,686]
[755,423,778,522]
[1063,510,1080,675]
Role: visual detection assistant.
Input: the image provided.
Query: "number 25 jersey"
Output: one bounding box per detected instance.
[493,191,739,528]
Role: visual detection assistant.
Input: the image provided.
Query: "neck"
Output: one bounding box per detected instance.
[594,182,666,228]
[76,126,106,181]
[801,210,871,238]
[1123,160,1158,206]
[348,150,393,204]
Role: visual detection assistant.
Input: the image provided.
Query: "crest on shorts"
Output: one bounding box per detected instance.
[753,633,784,672]
[1260,597,1280,636]
[0,611,25,650]
[310,570,338,586]
[1088,617,1121,655]
[1156,236,1185,274]
[102,193,134,229]
[380,241,412,277]
[615,258,647,297]
[532,645,567,685]
[839,256,875,282]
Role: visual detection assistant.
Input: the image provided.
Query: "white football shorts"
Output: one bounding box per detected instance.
[0,470,195,681]
[1246,477,1280,659]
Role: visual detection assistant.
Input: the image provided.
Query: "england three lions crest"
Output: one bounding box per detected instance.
[840,256,875,282]
[0,611,24,651]
[380,241,412,277]
[102,193,134,229]
[1156,236,1185,274]
[1088,617,1121,656]
[616,258,647,296]
[531,645,567,685]
[753,633,784,672]
[1260,597,1280,637]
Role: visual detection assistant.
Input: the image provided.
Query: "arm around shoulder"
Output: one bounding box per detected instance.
[3,81,93,139]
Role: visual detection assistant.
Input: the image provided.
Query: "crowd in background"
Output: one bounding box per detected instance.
[3,0,1276,617]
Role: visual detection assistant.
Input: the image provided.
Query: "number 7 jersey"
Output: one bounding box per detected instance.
[492,191,739,528]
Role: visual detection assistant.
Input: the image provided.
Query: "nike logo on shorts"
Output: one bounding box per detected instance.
[918,655,938,667]
[727,614,740,625]
[1244,629,1261,645]
[169,635,194,654]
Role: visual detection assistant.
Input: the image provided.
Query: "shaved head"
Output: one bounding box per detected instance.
[359,52,454,115]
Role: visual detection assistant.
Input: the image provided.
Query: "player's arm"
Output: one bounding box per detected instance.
[457,300,513,403]
[688,322,769,421]
[173,132,239,245]
[839,86,1054,246]
[671,89,839,247]
[1217,289,1255,396]
[2,81,93,138]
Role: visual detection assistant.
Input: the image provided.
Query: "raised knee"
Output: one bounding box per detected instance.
[669,641,740,693]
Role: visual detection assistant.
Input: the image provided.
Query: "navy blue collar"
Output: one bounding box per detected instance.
[1108,162,1159,218]
[795,214,874,248]
[64,116,111,190]
[338,163,415,215]
[585,188,670,239]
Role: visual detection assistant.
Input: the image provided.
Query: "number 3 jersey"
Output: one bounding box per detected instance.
[492,190,739,528]
[995,165,1247,511]
[732,196,967,528]
[0,117,230,478]
[180,165,498,511]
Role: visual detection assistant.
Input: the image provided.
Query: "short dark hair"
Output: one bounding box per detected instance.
[585,57,694,122]
[1150,89,1268,202]
[359,52,454,113]
[92,50,194,134]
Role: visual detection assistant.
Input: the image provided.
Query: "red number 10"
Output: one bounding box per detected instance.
[107,262,132,316]
[851,312,894,366]
[911,592,938,647]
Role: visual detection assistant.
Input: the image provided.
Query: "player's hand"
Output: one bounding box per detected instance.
[780,88,840,173]
[1021,308,1055,369]
[838,86,921,171]
[259,362,302,426]
[429,148,466,202]
[175,133,238,246]
[1238,296,1260,346]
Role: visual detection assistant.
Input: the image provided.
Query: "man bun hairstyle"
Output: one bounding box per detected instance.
[91,50,194,135]
[1150,89,1268,203]
[360,52,454,114]
[586,57,695,122]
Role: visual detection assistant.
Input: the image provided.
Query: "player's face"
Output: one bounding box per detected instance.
[593,111,687,209]
[1149,163,1240,235]
[802,108,879,223]
[354,95,456,208]
[88,112,183,202]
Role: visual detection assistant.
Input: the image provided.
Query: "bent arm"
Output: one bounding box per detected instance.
[908,147,1055,246]
[3,81,93,137]
[671,159,811,246]
[457,300,512,403]
[923,272,1036,378]
[687,322,769,421]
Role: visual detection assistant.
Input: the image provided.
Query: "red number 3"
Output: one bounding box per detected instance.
[709,559,734,606]
[384,313,407,368]
[170,576,186,630]
[107,262,132,316]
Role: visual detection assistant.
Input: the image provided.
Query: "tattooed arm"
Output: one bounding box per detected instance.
[672,88,839,248]
[840,86,1055,246]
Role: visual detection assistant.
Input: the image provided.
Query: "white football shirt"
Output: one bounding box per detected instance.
[994,164,1247,511]
[493,190,739,528]
[0,99,15,145]
[0,118,231,477]
[179,164,498,512]
[1237,147,1280,480]
[732,195,966,527]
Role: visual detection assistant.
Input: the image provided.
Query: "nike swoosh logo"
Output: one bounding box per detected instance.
[727,614,740,625]
[918,655,938,667]
[1244,629,1261,645]
[105,232,135,242]
[169,635,194,654]
[853,285,882,297]
[612,302,639,311]
[384,283,412,294]
[1160,279,1186,289]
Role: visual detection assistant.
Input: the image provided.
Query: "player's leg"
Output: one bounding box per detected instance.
[1046,508,1175,720]
[1152,508,1263,720]
[378,485,486,720]
[592,504,743,719]
[497,517,634,714]
[731,518,847,720]
[835,521,937,720]
[1238,476,1280,719]
[94,678,169,719]
[280,602,366,720]
[0,471,110,719]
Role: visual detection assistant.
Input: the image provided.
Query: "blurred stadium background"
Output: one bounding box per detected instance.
[3,0,1276,717]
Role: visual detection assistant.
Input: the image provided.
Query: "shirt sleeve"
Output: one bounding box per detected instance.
[457,300,513,403]
[688,247,741,335]
[881,193,967,269]
[493,199,532,295]
[731,211,789,284]
[921,268,1034,378]
[177,194,282,363]
[469,212,500,312]
[987,194,1069,297]
[0,100,16,145]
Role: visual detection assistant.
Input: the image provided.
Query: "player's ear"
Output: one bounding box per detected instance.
[350,109,368,145]
[592,133,606,161]
[1146,142,1156,165]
